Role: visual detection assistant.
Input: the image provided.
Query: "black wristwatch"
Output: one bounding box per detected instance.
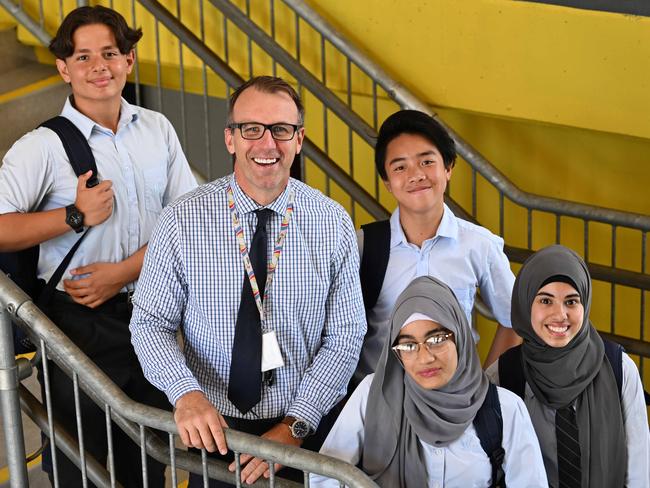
[65,204,84,233]
[281,416,311,440]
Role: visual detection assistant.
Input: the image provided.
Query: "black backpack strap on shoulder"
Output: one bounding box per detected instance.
[40,116,99,187]
[498,345,525,400]
[474,382,506,488]
[602,338,624,400]
[35,116,98,307]
[359,219,391,312]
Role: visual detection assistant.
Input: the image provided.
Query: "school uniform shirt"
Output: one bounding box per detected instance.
[0,96,197,291]
[354,205,514,385]
[486,353,650,488]
[129,175,366,428]
[310,374,548,488]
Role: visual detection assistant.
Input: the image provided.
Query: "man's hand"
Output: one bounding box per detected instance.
[175,391,229,455]
[229,422,303,485]
[75,170,114,227]
[63,262,127,308]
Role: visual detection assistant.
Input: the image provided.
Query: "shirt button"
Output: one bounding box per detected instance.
[435,449,443,456]
[433,483,440,488]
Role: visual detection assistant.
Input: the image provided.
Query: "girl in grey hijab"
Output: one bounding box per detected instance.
[487,244,650,487]
[311,276,547,488]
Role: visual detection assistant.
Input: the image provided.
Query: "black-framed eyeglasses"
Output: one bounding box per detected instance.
[391,332,454,361]
[228,122,302,141]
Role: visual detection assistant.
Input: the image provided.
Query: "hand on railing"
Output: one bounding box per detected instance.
[174,390,229,454]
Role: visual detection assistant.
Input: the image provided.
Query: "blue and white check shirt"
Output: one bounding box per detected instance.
[130,175,366,429]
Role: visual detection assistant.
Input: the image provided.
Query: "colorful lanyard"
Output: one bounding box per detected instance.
[226,184,294,325]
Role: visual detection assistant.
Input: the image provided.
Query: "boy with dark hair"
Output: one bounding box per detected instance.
[0,5,196,486]
[354,109,520,387]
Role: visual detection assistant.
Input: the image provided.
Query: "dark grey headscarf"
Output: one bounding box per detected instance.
[511,244,626,488]
[362,276,489,487]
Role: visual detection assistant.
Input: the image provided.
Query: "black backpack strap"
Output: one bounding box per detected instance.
[498,345,525,400]
[35,116,98,307]
[36,230,90,307]
[359,220,391,312]
[474,382,506,488]
[602,339,624,401]
[40,116,99,187]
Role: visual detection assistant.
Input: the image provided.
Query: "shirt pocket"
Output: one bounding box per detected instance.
[450,286,474,321]
[142,166,167,214]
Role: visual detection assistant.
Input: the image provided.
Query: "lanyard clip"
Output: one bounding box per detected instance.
[262,369,274,387]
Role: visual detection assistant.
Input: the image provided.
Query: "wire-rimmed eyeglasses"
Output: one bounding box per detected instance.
[228,122,302,141]
[391,332,454,361]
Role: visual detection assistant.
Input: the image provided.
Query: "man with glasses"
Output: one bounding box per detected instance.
[130,76,366,487]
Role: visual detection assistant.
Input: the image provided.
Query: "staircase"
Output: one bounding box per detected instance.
[0,27,68,162]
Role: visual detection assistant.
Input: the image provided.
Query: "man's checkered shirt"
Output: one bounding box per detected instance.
[130,175,366,428]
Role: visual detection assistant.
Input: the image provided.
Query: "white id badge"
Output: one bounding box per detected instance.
[261,330,285,372]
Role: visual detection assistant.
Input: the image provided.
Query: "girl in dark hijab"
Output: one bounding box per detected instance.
[312,276,547,487]
[487,244,650,487]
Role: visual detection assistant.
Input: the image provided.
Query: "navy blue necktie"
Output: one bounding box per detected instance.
[228,209,272,414]
[556,406,582,488]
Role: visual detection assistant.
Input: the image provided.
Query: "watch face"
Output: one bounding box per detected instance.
[291,420,310,439]
[69,213,83,227]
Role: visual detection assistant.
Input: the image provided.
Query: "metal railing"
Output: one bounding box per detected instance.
[0,273,377,487]
[0,0,648,361]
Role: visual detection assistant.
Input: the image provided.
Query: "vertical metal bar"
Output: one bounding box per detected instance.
[295,8,301,62]
[640,231,646,382]
[38,0,44,29]
[584,220,589,262]
[499,192,504,237]
[555,214,561,244]
[199,0,211,181]
[346,59,355,222]
[72,372,88,488]
[139,424,148,487]
[270,0,277,76]
[527,208,533,250]
[372,81,379,200]
[0,307,29,487]
[201,448,209,488]
[268,459,275,486]
[610,225,617,333]
[105,404,116,488]
[41,339,60,488]
[169,433,178,487]
[131,0,141,106]
[223,12,230,64]
[246,0,253,76]
[154,19,163,112]
[176,0,187,149]
[472,168,477,219]
[234,451,242,488]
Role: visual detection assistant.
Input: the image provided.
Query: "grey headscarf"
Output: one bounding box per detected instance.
[362,276,489,487]
[511,245,626,488]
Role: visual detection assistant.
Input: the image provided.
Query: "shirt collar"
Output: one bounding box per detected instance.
[389,203,459,249]
[60,96,138,139]
[229,174,291,217]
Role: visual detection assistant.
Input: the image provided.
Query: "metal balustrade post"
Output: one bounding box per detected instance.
[0,307,29,487]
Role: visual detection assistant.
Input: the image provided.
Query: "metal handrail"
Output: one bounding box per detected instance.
[282,0,650,232]
[0,273,378,487]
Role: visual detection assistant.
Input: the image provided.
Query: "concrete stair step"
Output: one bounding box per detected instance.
[0,27,39,73]
[0,81,69,155]
[0,62,57,95]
